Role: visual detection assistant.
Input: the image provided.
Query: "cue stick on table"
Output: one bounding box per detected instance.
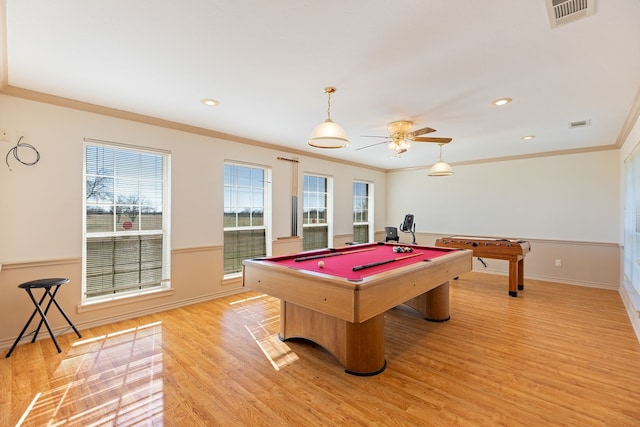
[352,252,423,271]
[294,246,377,262]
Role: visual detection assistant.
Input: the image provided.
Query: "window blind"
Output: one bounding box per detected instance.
[84,143,169,299]
[223,163,268,275]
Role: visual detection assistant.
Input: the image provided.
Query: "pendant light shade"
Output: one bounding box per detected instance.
[428,161,454,176]
[308,119,350,148]
[308,87,350,149]
[429,144,454,176]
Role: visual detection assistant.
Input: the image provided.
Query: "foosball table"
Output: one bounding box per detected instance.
[435,236,531,297]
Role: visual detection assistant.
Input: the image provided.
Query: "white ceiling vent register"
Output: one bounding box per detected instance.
[569,120,591,128]
[546,0,596,28]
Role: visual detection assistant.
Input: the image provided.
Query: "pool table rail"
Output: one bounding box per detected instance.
[242,248,472,323]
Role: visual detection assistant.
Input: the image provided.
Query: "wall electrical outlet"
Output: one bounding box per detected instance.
[0,129,10,142]
[555,259,562,267]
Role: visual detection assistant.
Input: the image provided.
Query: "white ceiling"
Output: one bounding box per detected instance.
[3,0,640,170]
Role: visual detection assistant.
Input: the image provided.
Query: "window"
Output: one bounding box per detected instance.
[83,142,170,301]
[303,174,332,250]
[353,181,373,243]
[624,147,640,296]
[224,162,270,275]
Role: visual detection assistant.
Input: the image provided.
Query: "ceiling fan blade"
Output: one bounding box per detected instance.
[360,135,390,139]
[413,137,452,143]
[412,127,437,136]
[356,140,390,150]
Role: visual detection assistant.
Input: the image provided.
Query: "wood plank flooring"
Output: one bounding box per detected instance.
[2,272,640,426]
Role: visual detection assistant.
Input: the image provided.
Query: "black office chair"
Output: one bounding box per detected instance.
[384,227,399,242]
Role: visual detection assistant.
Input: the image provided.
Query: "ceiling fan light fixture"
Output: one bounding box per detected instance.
[308,87,350,149]
[388,120,413,137]
[428,143,454,176]
[386,121,414,155]
[388,138,411,154]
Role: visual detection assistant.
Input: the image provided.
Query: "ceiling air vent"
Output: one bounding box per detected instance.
[546,0,596,29]
[569,120,590,128]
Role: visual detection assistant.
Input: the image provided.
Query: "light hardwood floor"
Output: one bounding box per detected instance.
[2,272,640,426]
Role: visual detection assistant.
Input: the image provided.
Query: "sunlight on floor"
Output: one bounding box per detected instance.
[230,293,300,371]
[244,325,299,371]
[17,321,164,427]
[228,294,268,305]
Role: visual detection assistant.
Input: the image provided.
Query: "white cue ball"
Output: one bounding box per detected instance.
[318,261,325,268]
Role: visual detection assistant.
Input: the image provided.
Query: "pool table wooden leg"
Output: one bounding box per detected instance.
[403,281,450,322]
[279,300,386,376]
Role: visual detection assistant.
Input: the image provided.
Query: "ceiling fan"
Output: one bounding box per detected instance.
[358,120,452,156]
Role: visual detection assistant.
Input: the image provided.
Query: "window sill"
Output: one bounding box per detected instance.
[77,287,175,314]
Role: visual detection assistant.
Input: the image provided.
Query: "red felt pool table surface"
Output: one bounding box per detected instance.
[262,242,456,281]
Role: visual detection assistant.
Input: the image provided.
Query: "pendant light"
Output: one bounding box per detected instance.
[429,143,454,176]
[308,87,350,149]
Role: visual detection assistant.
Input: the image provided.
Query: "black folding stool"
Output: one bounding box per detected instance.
[6,278,82,358]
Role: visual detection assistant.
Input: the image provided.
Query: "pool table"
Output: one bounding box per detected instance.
[242,242,472,375]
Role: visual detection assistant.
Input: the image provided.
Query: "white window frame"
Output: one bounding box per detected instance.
[624,146,640,296]
[353,180,374,243]
[82,139,171,304]
[223,161,272,278]
[303,173,333,250]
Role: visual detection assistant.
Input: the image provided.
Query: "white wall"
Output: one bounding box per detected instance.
[0,94,388,348]
[0,94,387,262]
[386,151,620,243]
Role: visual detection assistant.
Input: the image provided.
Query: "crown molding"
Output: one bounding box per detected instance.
[0,84,629,175]
[0,85,387,173]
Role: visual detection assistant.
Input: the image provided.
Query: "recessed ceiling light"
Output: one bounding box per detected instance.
[201,98,219,107]
[521,135,536,140]
[492,97,512,106]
